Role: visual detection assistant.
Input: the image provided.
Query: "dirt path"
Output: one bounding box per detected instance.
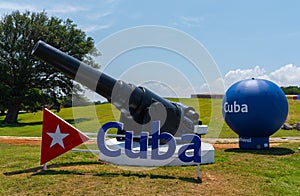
[0,136,41,145]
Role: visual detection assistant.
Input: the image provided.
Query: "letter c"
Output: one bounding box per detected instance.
[224,102,228,113]
[97,122,123,157]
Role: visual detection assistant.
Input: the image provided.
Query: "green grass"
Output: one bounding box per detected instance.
[0,142,299,195]
[0,98,299,194]
[0,103,119,137]
[0,98,300,138]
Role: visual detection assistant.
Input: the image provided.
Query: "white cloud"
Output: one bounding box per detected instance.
[0,1,114,33]
[48,5,87,14]
[0,2,87,15]
[177,16,205,27]
[268,64,300,86]
[0,2,37,12]
[82,24,111,33]
[199,64,300,94]
[224,65,269,87]
[86,11,112,20]
[223,64,300,87]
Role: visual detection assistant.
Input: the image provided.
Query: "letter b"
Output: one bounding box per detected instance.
[234,101,240,112]
[151,121,176,160]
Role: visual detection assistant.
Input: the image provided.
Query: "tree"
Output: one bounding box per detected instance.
[281,86,300,95]
[0,11,98,123]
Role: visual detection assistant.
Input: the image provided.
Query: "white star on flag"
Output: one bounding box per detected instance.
[47,125,69,148]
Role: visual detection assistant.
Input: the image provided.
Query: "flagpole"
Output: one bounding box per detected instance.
[197,164,202,183]
[43,163,47,171]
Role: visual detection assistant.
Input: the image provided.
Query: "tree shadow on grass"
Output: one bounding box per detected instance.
[0,121,43,127]
[225,147,295,156]
[96,172,201,183]
[4,161,202,184]
[66,118,93,124]
[0,118,91,127]
[34,170,202,184]
[3,161,101,176]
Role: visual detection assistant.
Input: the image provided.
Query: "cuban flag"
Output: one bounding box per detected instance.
[40,108,90,165]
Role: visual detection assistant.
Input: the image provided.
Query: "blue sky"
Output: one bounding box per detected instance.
[1,0,300,98]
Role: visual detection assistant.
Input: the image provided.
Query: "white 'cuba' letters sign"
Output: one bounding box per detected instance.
[97,121,201,164]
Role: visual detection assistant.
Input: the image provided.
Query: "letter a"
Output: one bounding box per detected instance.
[241,104,248,113]
[178,134,201,163]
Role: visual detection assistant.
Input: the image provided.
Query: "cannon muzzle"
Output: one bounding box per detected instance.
[32,40,201,137]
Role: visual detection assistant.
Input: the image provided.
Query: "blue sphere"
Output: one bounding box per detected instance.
[222,79,288,138]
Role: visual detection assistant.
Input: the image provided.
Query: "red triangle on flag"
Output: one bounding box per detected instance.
[40,108,90,165]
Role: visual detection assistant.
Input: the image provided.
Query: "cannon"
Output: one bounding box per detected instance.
[32,40,202,138]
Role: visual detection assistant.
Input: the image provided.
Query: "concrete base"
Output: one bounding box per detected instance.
[239,136,269,149]
[99,138,214,166]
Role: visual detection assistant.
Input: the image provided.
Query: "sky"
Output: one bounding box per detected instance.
[1,0,300,99]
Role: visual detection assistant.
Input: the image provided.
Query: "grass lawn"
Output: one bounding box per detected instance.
[0,98,299,138]
[0,142,299,195]
[0,98,299,195]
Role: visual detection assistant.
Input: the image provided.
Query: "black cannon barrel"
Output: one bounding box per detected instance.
[32,40,116,101]
[32,40,200,137]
